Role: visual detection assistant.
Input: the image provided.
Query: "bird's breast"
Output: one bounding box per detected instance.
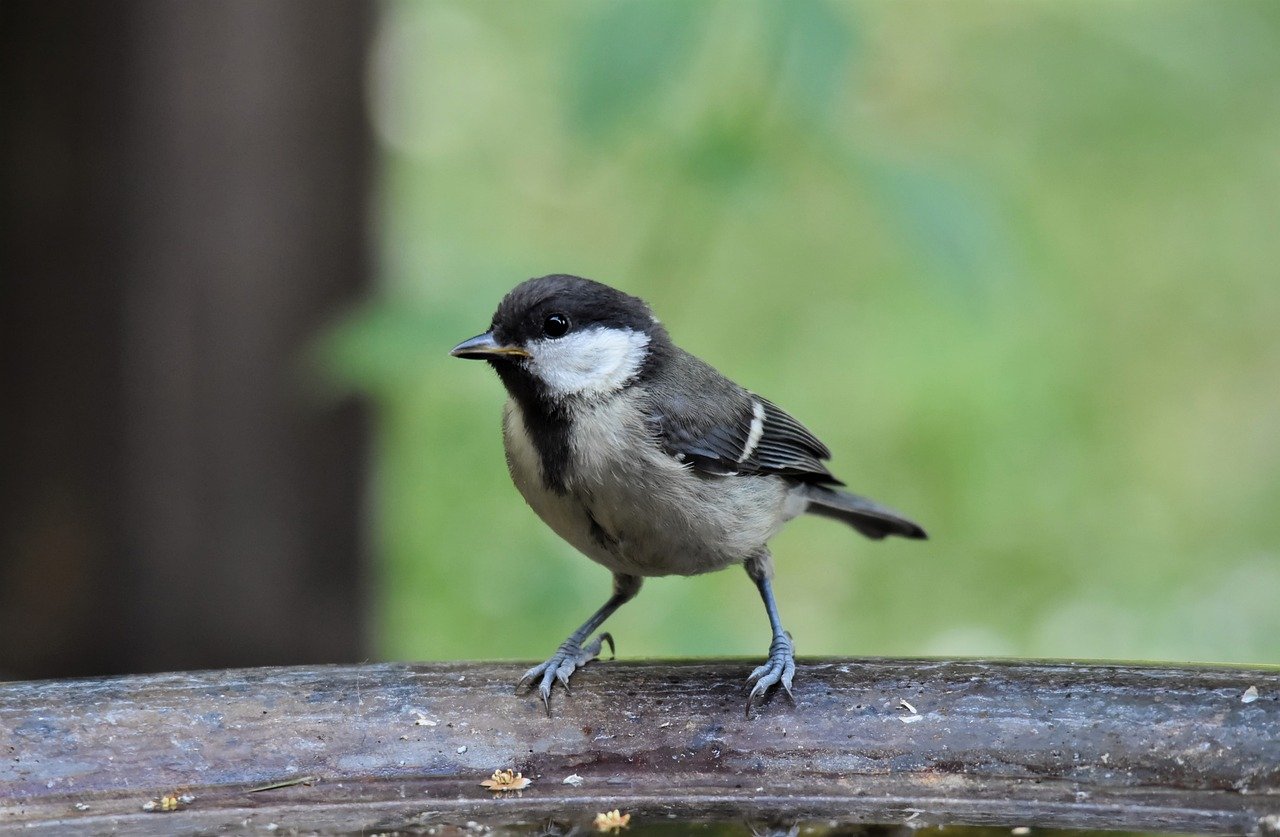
[503,394,792,576]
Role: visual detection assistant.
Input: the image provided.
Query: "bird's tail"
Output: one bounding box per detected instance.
[803,485,928,541]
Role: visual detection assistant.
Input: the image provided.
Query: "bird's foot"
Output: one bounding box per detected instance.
[745,632,795,714]
[516,632,615,712]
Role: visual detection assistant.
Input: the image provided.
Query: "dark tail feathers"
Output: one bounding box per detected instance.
[804,486,927,541]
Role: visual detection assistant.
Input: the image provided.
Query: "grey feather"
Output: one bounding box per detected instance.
[647,349,840,484]
[804,485,928,540]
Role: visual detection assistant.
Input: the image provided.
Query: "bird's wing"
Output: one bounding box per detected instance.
[646,352,842,485]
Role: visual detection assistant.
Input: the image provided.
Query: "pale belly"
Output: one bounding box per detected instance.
[502,397,801,577]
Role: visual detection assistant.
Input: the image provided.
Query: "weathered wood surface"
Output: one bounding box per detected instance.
[1,659,1277,835]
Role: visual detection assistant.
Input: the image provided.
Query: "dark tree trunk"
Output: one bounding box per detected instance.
[0,1,372,678]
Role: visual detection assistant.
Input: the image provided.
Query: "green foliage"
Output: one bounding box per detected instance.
[330,0,1280,665]
[767,0,858,124]
[568,0,711,139]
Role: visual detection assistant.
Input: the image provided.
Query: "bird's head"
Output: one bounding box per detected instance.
[451,274,668,402]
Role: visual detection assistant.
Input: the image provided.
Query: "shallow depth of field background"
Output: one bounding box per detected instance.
[323,1,1280,665]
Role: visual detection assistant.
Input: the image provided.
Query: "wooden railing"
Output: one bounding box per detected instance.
[2,659,1277,834]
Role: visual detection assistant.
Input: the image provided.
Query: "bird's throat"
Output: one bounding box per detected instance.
[495,364,574,495]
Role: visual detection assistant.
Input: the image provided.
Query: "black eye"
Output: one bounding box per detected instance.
[543,313,571,338]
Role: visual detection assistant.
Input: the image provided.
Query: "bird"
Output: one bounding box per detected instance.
[451,274,926,712]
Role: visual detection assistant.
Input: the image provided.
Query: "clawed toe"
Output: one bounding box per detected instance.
[575,631,614,665]
[515,631,615,713]
[745,634,796,715]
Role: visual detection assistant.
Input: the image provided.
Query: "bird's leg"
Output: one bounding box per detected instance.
[744,551,796,712]
[517,573,641,711]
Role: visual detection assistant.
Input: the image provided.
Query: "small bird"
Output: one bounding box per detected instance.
[451,275,926,711]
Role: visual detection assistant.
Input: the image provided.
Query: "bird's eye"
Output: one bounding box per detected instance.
[543,313,571,338]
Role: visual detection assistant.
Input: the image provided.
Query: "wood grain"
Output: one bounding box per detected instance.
[2,659,1277,834]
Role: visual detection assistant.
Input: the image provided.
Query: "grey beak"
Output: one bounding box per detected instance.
[450,331,530,360]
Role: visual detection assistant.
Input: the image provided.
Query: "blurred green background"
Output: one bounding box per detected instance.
[323,0,1280,666]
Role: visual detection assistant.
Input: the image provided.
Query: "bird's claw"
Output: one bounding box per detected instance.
[516,632,615,713]
[745,632,795,715]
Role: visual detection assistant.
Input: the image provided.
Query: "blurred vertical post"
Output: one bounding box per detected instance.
[0,2,372,677]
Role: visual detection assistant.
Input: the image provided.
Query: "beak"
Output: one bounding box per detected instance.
[449,331,530,360]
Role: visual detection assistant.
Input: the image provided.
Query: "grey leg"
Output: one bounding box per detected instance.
[517,573,641,712]
[744,552,796,711]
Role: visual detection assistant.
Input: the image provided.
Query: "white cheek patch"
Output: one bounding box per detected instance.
[528,327,650,398]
